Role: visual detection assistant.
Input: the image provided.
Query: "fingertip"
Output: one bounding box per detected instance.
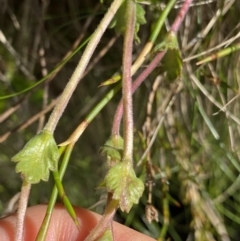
[0,204,99,241]
[112,221,156,241]
[0,205,155,241]
[72,206,99,240]
[26,204,99,241]
[0,217,15,241]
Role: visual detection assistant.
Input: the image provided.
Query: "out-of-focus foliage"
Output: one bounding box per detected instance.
[153,32,182,81]
[109,0,146,43]
[0,0,240,240]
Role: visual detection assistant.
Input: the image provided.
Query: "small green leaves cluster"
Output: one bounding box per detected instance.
[101,136,144,212]
[101,135,124,165]
[12,131,59,184]
[104,161,144,212]
[154,32,182,81]
[109,0,146,43]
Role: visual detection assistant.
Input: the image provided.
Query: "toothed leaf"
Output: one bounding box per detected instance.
[154,32,182,81]
[134,3,147,43]
[100,135,124,162]
[104,162,144,212]
[12,131,59,184]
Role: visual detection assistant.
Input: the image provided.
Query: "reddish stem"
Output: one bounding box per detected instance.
[171,0,193,34]
[121,0,136,161]
[84,199,118,241]
[111,0,193,136]
[112,51,166,136]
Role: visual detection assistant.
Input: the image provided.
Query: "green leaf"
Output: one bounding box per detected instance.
[109,0,146,43]
[134,2,147,43]
[100,135,124,164]
[108,0,125,31]
[104,162,144,212]
[12,131,60,184]
[154,32,182,82]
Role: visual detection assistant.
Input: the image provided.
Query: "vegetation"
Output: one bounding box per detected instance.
[0,0,240,240]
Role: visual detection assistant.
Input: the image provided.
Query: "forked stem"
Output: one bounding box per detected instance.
[112,51,166,136]
[112,0,194,136]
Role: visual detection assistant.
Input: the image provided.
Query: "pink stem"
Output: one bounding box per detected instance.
[171,0,193,34]
[121,0,136,161]
[112,51,166,136]
[111,0,193,136]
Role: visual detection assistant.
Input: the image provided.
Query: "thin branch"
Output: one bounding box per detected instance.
[171,0,193,34]
[0,29,35,80]
[137,82,183,167]
[14,182,31,241]
[0,98,58,143]
[112,0,194,136]
[84,199,119,241]
[112,51,166,136]
[44,0,123,133]
[122,0,136,161]
[187,64,240,126]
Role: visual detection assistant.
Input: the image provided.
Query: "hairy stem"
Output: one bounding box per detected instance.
[14,181,31,241]
[112,51,166,136]
[112,0,193,136]
[122,0,136,162]
[84,199,119,241]
[101,0,177,88]
[43,0,123,133]
[171,0,193,34]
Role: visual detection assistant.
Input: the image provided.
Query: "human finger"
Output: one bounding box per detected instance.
[0,204,156,241]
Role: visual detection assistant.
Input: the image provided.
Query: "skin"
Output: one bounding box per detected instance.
[0,204,156,241]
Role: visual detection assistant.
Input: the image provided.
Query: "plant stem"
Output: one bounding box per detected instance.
[14,181,31,241]
[84,199,119,241]
[112,51,166,136]
[149,0,177,42]
[171,0,193,34]
[37,84,122,240]
[43,0,123,133]
[101,0,177,87]
[52,170,80,228]
[59,83,121,146]
[36,145,71,241]
[112,0,194,136]
[122,0,136,162]
[0,36,91,101]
